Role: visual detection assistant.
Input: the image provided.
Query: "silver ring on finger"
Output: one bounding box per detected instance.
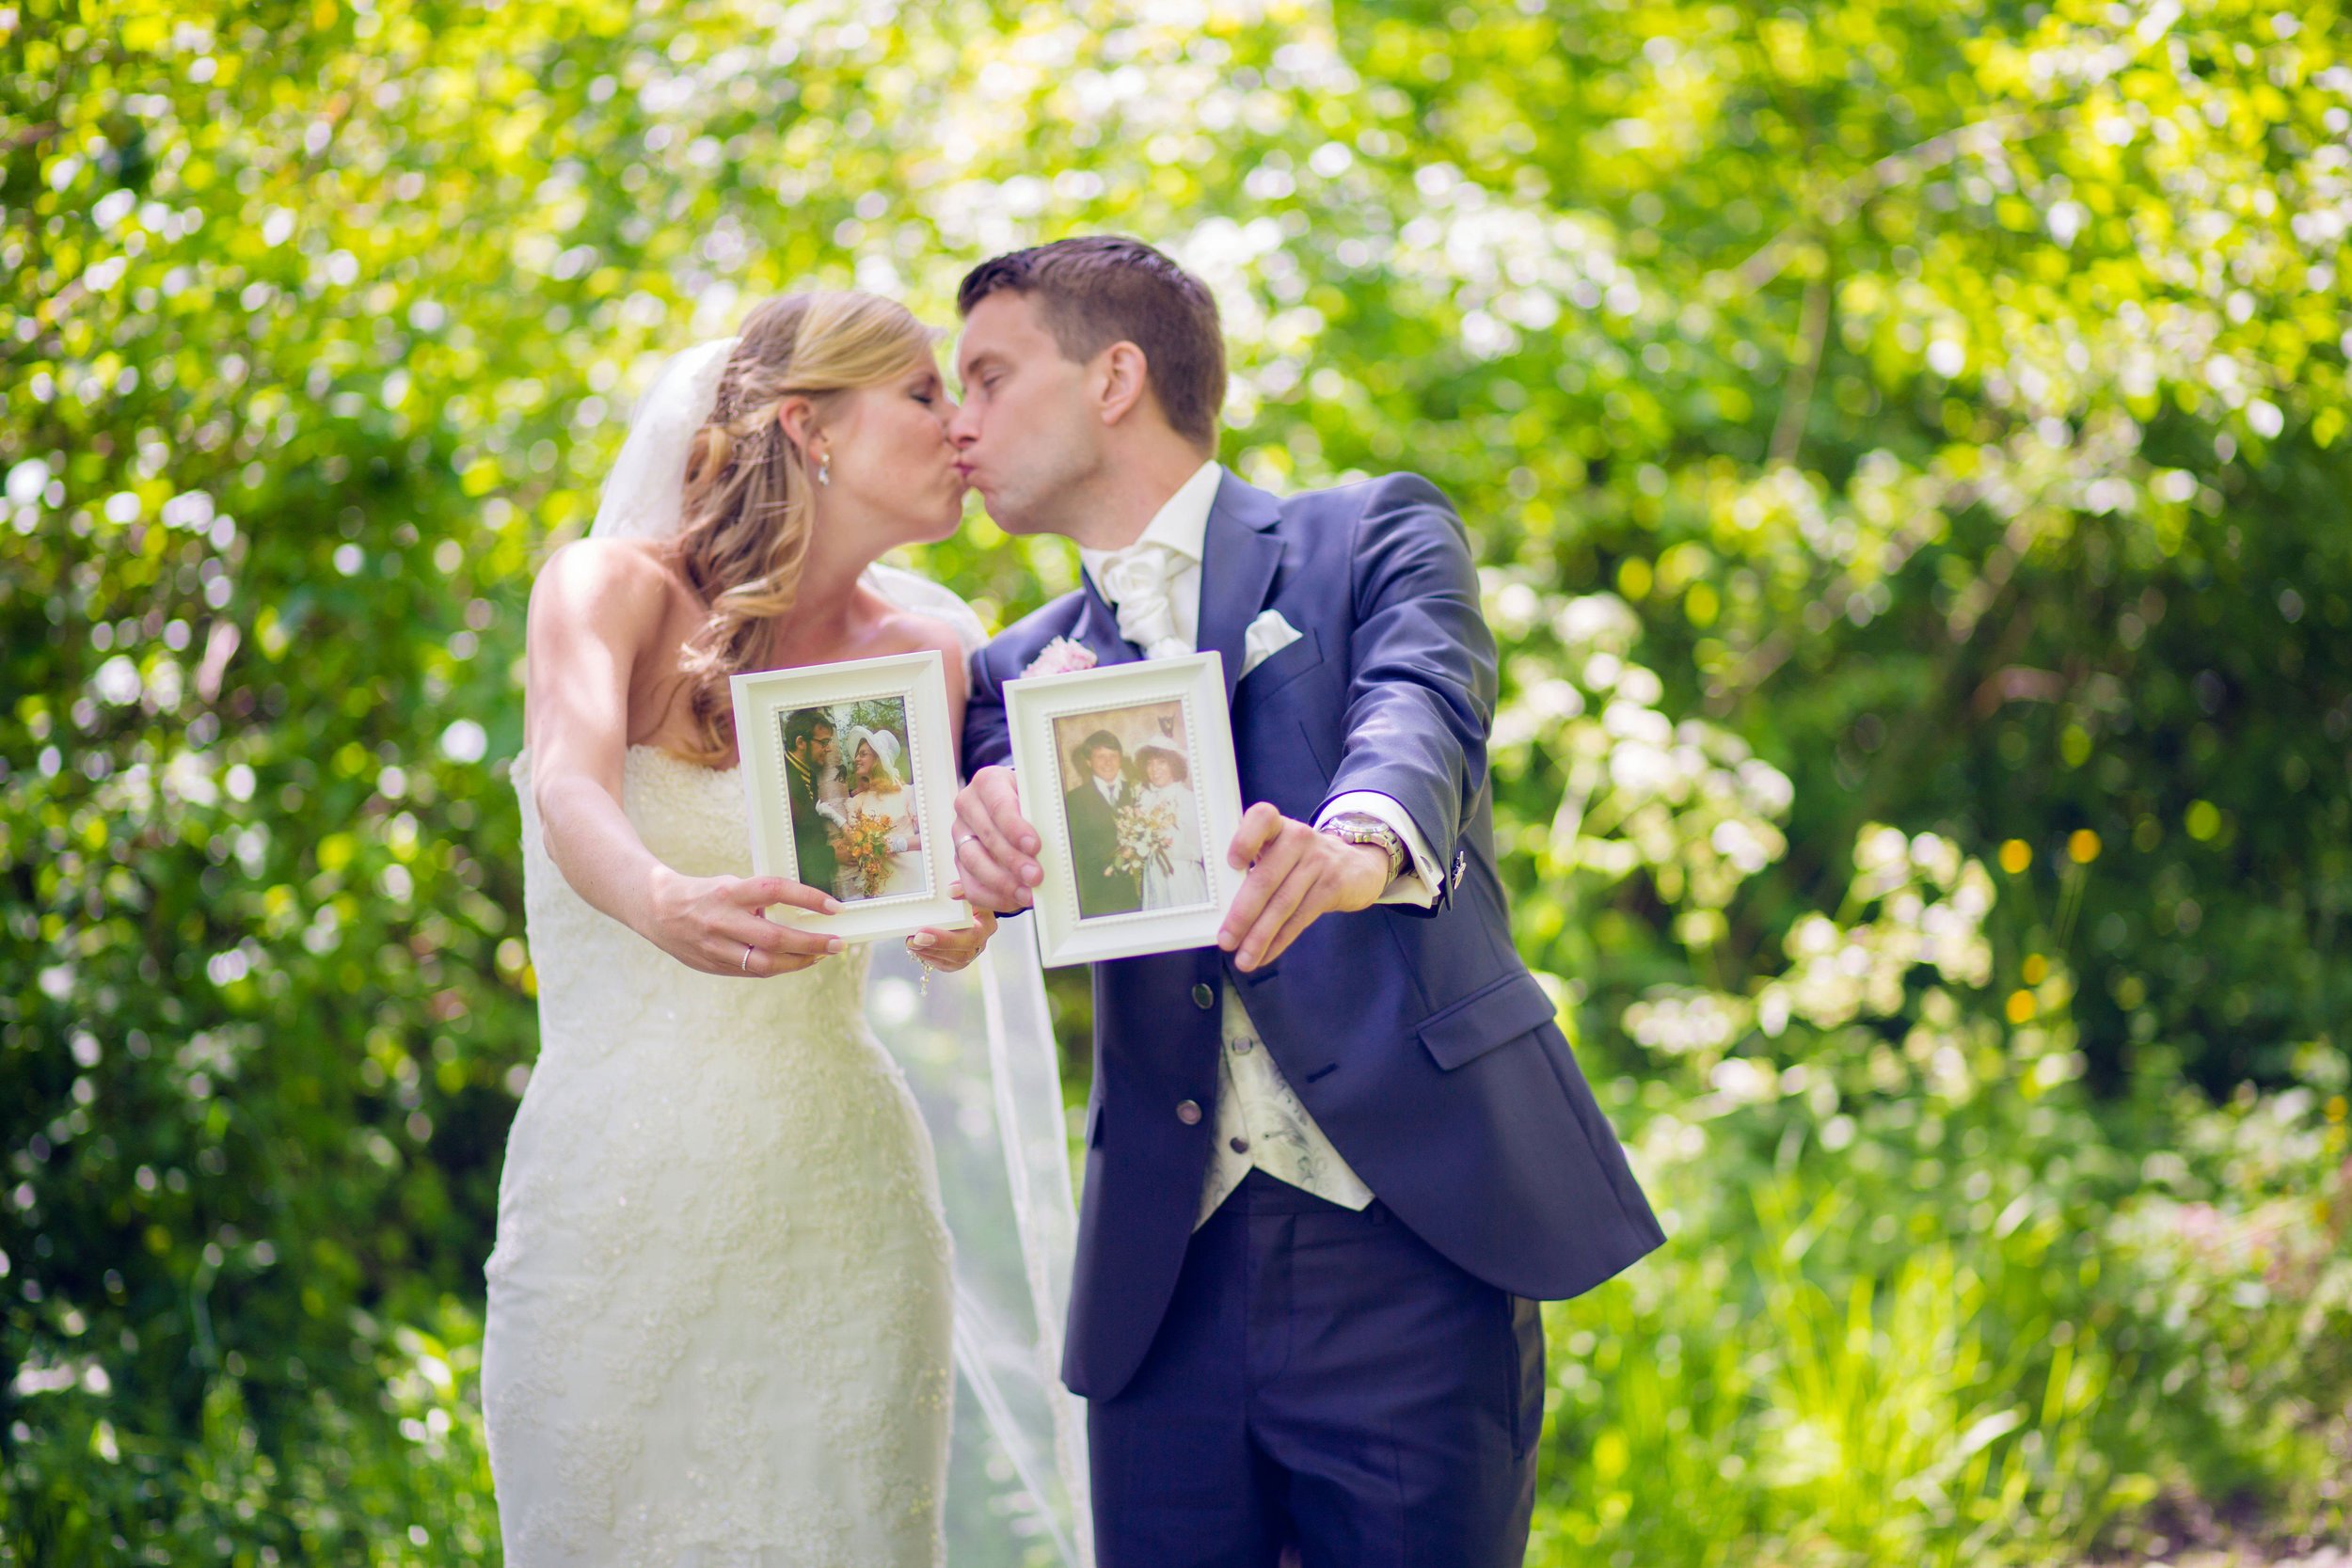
[740,942,755,972]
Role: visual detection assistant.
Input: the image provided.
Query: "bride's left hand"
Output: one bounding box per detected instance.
[906,882,996,973]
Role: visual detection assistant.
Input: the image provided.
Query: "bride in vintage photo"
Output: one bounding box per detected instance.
[837,721,928,900]
[1132,740,1208,911]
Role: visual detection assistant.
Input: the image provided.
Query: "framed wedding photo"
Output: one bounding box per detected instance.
[730,649,973,945]
[1004,652,1245,967]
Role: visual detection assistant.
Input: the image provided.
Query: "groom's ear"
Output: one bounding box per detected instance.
[1093,341,1153,430]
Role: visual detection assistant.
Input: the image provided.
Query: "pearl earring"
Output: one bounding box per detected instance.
[816,451,831,488]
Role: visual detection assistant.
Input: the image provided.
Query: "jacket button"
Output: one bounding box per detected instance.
[1175,1100,1202,1125]
[1192,982,1215,1009]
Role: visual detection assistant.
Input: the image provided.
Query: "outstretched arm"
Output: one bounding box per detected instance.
[1322,475,1496,873]
[1216,477,1496,968]
[524,540,841,976]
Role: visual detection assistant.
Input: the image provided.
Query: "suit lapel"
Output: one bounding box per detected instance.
[1194,472,1284,706]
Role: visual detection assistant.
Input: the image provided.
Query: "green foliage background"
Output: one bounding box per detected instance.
[5,0,2349,1560]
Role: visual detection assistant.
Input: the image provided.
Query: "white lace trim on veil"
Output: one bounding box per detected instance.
[592,340,1093,1567]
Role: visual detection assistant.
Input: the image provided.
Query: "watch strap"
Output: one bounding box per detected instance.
[1320,812,1406,881]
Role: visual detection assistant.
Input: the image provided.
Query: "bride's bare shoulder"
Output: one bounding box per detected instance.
[530,537,682,628]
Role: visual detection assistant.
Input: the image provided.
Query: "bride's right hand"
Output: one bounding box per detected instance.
[646,867,845,977]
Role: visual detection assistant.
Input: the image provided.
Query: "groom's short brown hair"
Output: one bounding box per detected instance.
[957,237,1226,451]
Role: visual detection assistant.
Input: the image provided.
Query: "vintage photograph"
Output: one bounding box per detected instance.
[1048,699,1212,921]
[730,649,971,944]
[1005,652,1244,967]
[777,695,929,904]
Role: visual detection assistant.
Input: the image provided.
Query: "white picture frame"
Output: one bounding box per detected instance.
[730,649,973,945]
[1004,651,1245,967]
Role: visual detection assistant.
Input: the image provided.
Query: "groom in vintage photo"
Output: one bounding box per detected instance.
[950,237,1666,1566]
[1065,728,1144,918]
[783,709,842,895]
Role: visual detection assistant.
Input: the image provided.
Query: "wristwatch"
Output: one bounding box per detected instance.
[1319,812,1406,883]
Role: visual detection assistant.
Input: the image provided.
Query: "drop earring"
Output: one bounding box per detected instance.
[816,451,832,488]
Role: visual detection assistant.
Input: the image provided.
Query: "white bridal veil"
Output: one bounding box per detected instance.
[594,338,1093,1567]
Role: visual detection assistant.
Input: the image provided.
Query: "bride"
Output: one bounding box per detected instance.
[485,292,1076,1567]
[837,724,925,900]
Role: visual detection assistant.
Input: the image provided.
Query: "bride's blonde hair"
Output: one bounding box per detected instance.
[670,291,940,764]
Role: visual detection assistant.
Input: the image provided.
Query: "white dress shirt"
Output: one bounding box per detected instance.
[1078,462,1439,1225]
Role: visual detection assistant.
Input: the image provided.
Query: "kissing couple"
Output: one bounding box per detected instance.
[485,236,1665,1567]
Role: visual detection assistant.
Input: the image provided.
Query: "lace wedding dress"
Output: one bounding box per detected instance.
[485,745,954,1566]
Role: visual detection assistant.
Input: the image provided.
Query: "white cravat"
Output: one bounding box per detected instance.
[1092,543,1193,660]
[1079,459,1214,656]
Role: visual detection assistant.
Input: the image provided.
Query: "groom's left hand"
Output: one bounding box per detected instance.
[1219,803,1391,973]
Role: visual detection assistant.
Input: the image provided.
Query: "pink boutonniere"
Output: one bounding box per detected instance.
[1023,637,1098,678]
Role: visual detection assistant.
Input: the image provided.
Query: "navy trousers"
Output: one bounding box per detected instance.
[1088,1171,1545,1568]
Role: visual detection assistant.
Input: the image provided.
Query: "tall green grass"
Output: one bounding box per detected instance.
[1530,1073,2351,1567]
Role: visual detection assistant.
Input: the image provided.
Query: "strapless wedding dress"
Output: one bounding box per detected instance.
[485,746,951,1567]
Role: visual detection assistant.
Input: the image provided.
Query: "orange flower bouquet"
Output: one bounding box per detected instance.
[836,806,898,898]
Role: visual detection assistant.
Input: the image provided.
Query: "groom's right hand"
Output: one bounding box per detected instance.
[952,767,1043,913]
[647,868,844,976]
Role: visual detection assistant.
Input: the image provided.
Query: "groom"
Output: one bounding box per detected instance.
[949,238,1665,1566]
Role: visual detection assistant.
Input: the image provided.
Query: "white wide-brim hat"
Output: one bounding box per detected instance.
[845,724,904,784]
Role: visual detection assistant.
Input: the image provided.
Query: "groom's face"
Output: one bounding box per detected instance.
[1088,745,1123,783]
[949,293,1102,535]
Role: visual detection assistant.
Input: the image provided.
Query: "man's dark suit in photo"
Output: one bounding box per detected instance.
[785,726,838,895]
[1064,732,1143,918]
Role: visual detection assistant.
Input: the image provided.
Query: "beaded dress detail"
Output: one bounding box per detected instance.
[484,746,952,1567]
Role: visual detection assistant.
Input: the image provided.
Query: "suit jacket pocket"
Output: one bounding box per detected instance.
[1238,626,1323,702]
[1417,971,1556,1071]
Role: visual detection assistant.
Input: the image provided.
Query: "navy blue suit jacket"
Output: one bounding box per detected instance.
[963,470,1665,1401]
